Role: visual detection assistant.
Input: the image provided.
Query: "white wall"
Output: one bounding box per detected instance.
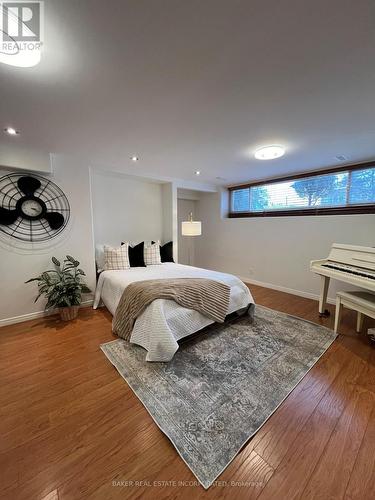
[0,154,96,324]
[0,142,52,173]
[195,191,375,301]
[0,157,210,326]
[161,182,178,261]
[177,189,201,201]
[91,170,164,245]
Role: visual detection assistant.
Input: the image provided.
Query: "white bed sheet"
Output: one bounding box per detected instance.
[94,263,254,361]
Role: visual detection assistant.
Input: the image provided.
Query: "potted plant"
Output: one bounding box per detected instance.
[26,255,91,321]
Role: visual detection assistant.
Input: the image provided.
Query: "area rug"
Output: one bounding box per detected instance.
[101,305,337,488]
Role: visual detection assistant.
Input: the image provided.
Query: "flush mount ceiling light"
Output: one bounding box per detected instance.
[195,170,201,176]
[0,50,41,68]
[254,145,285,160]
[4,127,19,136]
[130,156,139,162]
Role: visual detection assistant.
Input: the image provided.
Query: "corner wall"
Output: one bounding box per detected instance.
[195,191,375,301]
[0,156,214,325]
[91,170,164,246]
[162,183,178,261]
[0,154,96,325]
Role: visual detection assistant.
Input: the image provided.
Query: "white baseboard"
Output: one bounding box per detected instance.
[1,279,334,327]
[0,299,94,328]
[238,276,336,305]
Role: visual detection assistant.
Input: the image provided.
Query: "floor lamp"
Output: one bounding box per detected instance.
[181,212,202,266]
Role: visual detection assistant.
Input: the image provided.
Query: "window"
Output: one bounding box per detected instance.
[229,163,375,217]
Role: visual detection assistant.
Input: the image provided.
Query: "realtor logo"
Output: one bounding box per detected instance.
[2,2,40,41]
[0,0,44,67]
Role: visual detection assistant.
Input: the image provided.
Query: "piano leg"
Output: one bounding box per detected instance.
[356,312,364,333]
[319,275,330,317]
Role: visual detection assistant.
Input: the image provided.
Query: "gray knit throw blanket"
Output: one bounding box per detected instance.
[113,278,231,341]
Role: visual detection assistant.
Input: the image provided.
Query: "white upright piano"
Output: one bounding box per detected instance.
[311,244,375,316]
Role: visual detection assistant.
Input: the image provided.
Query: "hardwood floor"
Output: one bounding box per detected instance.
[1,285,374,500]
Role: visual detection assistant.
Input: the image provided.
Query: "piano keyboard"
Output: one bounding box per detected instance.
[321,263,375,280]
[311,244,375,315]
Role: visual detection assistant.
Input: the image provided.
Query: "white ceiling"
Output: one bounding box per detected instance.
[0,0,374,186]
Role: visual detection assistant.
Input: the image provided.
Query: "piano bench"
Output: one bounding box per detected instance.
[334,291,375,335]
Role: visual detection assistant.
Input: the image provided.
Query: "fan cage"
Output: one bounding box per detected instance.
[0,173,70,242]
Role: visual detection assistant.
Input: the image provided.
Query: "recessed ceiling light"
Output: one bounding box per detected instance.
[195,170,201,176]
[130,156,139,162]
[4,127,19,136]
[254,145,285,160]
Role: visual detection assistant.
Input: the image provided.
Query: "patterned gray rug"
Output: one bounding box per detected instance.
[101,305,337,489]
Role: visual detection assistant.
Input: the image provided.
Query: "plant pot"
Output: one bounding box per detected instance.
[59,305,79,321]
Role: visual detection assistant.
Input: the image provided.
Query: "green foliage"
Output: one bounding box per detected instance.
[349,168,375,204]
[251,186,269,211]
[292,176,339,206]
[25,256,91,310]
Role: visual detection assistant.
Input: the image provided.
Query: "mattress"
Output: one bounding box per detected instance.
[94,263,254,361]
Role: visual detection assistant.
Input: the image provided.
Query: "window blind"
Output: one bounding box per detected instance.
[230,165,375,216]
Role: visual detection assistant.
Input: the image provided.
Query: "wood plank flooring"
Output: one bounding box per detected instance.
[1,285,374,500]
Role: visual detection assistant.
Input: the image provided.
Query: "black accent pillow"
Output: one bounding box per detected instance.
[124,241,146,267]
[160,241,174,263]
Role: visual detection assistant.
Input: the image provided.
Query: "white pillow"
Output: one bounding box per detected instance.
[144,242,162,265]
[103,244,130,270]
[95,244,105,271]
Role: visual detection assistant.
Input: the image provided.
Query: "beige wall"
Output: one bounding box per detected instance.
[91,170,164,246]
[195,191,375,302]
[0,155,96,324]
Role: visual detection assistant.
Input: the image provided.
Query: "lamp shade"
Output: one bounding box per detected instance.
[181,220,202,236]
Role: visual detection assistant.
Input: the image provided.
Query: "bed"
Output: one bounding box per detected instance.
[94,263,254,361]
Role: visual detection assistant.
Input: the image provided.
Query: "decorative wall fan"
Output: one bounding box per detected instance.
[0,173,70,242]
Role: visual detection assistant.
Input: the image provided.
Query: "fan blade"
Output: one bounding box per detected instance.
[44,212,64,230]
[0,207,18,225]
[18,176,41,196]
